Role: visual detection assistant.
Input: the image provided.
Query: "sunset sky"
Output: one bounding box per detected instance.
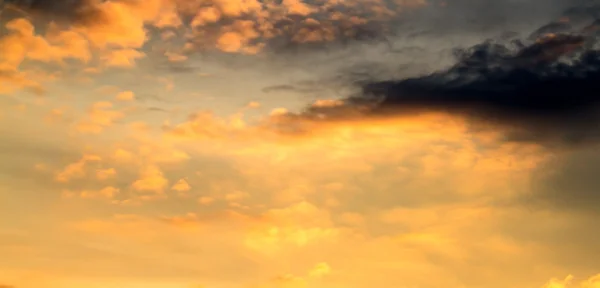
[1,0,599,287]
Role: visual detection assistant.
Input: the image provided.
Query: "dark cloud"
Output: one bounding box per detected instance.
[528,21,573,40]
[147,107,168,112]
[262,84,321,94]
[283,3,600,218]
[2,0,104,24]
[329,18,600,146]
[155,62,196,74]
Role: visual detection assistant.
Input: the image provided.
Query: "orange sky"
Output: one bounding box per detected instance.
[0,0,599,287]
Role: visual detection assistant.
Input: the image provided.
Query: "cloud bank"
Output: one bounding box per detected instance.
[264,3,600,147]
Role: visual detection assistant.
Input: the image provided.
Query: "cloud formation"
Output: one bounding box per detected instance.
[2,1,600,288]
[263,9,600,147]
[3,0,427,55]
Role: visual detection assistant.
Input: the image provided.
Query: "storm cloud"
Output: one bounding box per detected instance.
[295,5,600,147]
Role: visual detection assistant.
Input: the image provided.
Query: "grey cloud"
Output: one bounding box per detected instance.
[2,0,105,24]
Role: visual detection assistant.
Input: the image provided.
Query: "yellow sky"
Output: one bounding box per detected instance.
[0,0,599,287]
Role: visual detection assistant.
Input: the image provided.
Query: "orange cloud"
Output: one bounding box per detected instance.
[116,90,135,101]
[76,101,124,134]
[542,275,600,288]
[0,0,431,97]
[171,178,191,192]
[198,196,215,205]
[245,201,341,253]
[308,262,331,278]
[0,18,90,70]
[100,48,145,68]
[55,154,102,183]
[131,165,169,195]
[62,186,120,199]
[96,168,116,180]
[4,0,428,60]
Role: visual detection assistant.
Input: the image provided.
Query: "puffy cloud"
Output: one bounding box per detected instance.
[0,17,90,94]
[75,101,124,134]
[246,101,261,108]
[131,165,169,195]
[100,48,145,68]
[171,178,191,192]
[55,154,102,183]
[115,90,135,101]
[3,0,429,60]
[0,18,91,70]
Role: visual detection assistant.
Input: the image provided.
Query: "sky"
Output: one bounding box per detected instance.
[0,0,600,287]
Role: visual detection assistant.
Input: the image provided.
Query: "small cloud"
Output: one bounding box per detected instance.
[34,163,47,171]
[216,32,246,53]
[198,196,215,205]
[160,213,200,228]
[308,262,331,278]
[76,101,124,134]
[311,99,344,108]
[246,101,261,108]
[45,108,67,123]
[101,49,145,68]
[131,165,169,194]
[116,90,135,101]
[63,186,120,200]
[165,51,188,62]
[270,107,289,116]
[113,148,134,162]
[224,190,249,201]
[55,154,102,183]
[171,178,191,192]
[96,168,116,180]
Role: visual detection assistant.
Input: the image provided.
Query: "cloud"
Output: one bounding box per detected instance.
[3,1,600,287]
[308,262,331,278]
[0,18,91,67]
[131,164,169,195]
[541,274,600,288]
[101,48,145,68]
[96,168,116,180]
[160,212,201,228]
[171,178,191,192]
[62,186,120,199]
[75,101,124,134]
[115,90,135,101]
[257,12,600,147]
[0,17,90,94]
[55,154,102,183]
[198,196,215,205]
[3,0,429,59]
[244,201,342,254]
